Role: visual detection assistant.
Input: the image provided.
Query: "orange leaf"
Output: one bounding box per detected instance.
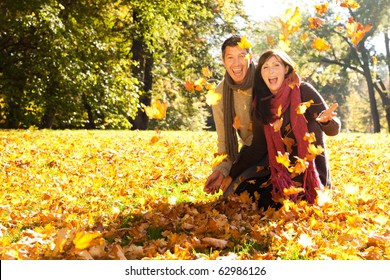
[232,116,242,129]
[283,137,295,154]
[184,80,195,91]
[271,117,283,132]
[267,35,275,46]
[315,3,328,15]
[339,0,360,9]
[308,17,325,29]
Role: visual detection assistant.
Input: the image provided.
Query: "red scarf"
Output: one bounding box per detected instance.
[264,72,323,203]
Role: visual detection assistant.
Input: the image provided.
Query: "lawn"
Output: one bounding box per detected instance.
[0,129,389,260]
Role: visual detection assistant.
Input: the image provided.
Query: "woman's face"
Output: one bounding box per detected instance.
[260,55,289,94]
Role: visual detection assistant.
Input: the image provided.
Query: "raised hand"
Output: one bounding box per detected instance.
[316,103,338,123]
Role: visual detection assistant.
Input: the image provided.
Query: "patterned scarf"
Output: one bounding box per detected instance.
[263,72,323,203]
[223,62,255,163]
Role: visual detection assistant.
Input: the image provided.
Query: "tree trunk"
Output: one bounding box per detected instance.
[129,10,154,130]
[84,101,96,129]
[40,106,56,129]
[359,46,381,132]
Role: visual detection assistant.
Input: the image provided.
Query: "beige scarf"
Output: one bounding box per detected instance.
[223,63,255,162]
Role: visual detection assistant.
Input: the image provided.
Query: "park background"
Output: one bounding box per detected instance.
[0,0,389,260]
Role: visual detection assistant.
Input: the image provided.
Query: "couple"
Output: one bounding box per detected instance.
[204,35,341,210]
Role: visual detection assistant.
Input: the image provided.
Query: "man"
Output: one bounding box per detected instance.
[203,35,255,194]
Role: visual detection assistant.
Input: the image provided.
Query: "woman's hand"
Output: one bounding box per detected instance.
[316,103,338,123]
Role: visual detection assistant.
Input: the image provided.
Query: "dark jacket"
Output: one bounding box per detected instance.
[229,82,341,187]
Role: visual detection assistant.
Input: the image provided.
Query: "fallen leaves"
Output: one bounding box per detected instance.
[0,131,389,260]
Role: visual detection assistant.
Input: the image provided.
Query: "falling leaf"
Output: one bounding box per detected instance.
[279,7,301,42]
[237,34,252,49]
[304,132,316,143]
[184,80,195,91]
[267,35,275,46]
[300,31,309,42]
[271,117,283,132]
[245,53,252,61]
[276,151,291,170]
[205,90,221,106]
[283,137,295,154]
[145,100,168,120]
[296,100,314,114]
[346,17,373,47]
[291,157,308,174]
[339,0,360,9]
[202,67,212,78]
[308,17,325,29]
[312,37,330,51]
[315,3,328,14]
[232,116,242,129]
[372,56,377,65]
[283,186,304,196]
[212,154,228,168]
[307,144,324,160]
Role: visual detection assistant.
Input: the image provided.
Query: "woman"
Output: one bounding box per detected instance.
[222,49,341,209]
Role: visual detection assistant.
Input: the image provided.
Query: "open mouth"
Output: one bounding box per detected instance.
[269,77,278,84]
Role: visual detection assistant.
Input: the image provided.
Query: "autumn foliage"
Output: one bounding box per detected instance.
[1,130,389,260]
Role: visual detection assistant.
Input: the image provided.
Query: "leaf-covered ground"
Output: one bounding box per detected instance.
[0,130,389,260]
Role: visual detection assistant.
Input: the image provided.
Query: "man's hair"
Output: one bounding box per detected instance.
[221,35,250,58]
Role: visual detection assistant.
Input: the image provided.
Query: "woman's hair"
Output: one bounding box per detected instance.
[253,49,296,124]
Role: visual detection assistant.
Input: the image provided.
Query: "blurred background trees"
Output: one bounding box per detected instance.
[0,0,389,132]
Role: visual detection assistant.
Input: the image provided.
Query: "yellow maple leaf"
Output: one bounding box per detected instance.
[307,144,324,160]
[312,37,330,51]
[296,100,314,114]
[73,231,101,250]
[237,34,252,49]
[276,151,291,170]
[145,100,168,120]
[202,67,212,78]
[373,214,389,226]
[205,90,221,106]
[211,153,228,168]
[303,132,316,143]
[292,157,308,174]
[284,186,304,196]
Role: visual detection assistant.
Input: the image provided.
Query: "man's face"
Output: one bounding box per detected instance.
[222,46,251,85]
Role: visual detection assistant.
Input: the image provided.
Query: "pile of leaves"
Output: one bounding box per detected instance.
[0,130,389,260]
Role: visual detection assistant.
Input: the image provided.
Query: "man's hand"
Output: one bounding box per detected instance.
[316,103,338,123]
[220,176,233,193]
[204,171,225,194]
